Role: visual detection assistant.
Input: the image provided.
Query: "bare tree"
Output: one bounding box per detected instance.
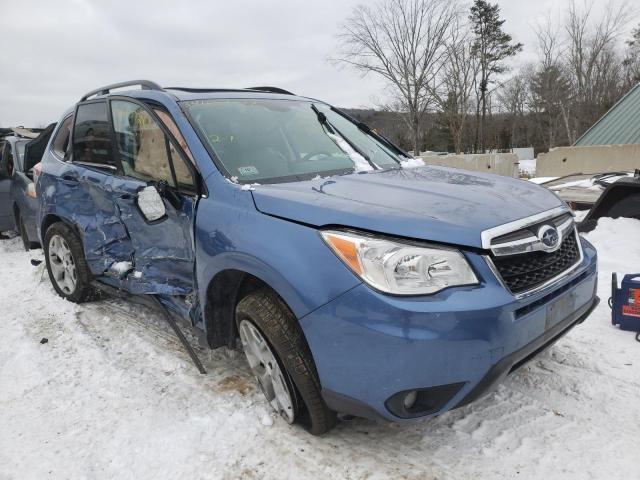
[496,73,528,148]
[333,0,459,154]
[565,0,630,139]
[527,18,575,147]
[623,23,640,87]
[434,18,479,153]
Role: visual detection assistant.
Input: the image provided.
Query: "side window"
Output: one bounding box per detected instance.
[52,115,74,159]
[153,109,196,192]
[111,100,194,191]
[73,102,116,167]
[16,142,26,171]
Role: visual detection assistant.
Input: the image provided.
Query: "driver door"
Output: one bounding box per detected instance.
[108,99,199,296]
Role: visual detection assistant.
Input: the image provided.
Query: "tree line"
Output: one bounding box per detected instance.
[334,0,639,156]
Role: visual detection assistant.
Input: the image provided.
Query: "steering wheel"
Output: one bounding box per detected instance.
[301,151,332,162]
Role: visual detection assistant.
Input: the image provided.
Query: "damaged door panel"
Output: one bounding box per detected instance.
[106,98,197,295]
[108,177,196,295]
[67,101,136,275]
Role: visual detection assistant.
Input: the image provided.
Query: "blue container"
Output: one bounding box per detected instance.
[611,273,640,331]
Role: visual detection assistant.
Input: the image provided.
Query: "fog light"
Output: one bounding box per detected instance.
[385,382,466,419]
[403,390,418,410]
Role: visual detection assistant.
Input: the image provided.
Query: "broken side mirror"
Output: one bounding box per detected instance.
[137,185,167,223]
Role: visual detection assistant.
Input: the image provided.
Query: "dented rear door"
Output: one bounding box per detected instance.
[67,101,136,276]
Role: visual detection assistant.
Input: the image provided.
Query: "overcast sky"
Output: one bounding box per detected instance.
[1,0,638,126]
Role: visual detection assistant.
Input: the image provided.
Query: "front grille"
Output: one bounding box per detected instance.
[492,231,580,294]
[490,213,572,247]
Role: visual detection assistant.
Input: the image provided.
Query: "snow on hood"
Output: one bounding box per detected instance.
[251,165,564,249]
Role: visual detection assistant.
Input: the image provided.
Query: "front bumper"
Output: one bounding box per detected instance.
[299,238,598,422]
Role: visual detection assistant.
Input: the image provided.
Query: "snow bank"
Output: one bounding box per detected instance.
[1,218,639,479]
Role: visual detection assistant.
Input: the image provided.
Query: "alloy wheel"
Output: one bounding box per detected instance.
[239,319,296,423]
[48,234,77,295]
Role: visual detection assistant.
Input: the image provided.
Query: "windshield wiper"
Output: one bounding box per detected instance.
[311,104,378,170]
[330,107,411,164]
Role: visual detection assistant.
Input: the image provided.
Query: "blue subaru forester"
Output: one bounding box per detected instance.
[37,80,598,434]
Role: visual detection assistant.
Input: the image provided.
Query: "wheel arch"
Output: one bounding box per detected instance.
[203,267,298,350]
[41,213,82,241]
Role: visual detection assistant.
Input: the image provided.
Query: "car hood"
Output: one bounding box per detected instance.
[251,166,564,249]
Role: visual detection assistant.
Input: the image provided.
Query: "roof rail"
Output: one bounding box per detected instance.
[247,86,294,95]
[164,87,253,94]
[164,86,295,95]
[80,80,163,102]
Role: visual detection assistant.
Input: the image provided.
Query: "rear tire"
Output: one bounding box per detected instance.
[44,222,96,303]
[236,289,337,435]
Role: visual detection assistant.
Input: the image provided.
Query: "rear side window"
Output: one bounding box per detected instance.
[73,102,116,167]
[52,115,74,158]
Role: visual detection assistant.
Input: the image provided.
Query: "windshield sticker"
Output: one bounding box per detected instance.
[238,166,259,176]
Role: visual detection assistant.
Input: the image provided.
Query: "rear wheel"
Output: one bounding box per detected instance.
[236,289,337,435]
[44,222,96,303]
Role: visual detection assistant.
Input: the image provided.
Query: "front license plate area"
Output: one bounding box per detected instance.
[546,291,576,330]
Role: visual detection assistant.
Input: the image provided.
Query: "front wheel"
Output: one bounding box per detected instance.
[44,222,96,303]
[236,289,337,435]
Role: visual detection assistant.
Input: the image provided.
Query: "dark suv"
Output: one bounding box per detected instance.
[37,80,598,434]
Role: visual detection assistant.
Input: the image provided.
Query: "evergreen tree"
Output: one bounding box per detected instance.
[469,0,522,152]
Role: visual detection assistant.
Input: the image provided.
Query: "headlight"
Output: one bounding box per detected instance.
[321,230,478,295]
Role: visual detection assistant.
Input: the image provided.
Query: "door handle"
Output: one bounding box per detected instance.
[61,174,79,185]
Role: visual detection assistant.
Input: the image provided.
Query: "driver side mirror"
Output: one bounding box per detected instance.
[137,185,167,222]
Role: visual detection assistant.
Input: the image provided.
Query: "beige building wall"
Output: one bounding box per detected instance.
[418,153,519,178]
[537,144,640,177]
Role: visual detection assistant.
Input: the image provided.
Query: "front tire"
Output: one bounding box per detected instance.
[44,222,95,303]
[236,289,337,435]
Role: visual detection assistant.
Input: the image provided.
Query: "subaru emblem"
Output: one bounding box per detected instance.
[538,225,560,251]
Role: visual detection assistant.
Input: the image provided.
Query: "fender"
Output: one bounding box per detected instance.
[195,179,362,324]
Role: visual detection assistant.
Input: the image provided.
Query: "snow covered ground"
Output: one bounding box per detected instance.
[1,218,640,480]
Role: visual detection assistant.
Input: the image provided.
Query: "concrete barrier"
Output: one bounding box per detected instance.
[537,144,640,177]
[419,153,519,177]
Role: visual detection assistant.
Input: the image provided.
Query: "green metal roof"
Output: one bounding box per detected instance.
[574,83,640,146]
